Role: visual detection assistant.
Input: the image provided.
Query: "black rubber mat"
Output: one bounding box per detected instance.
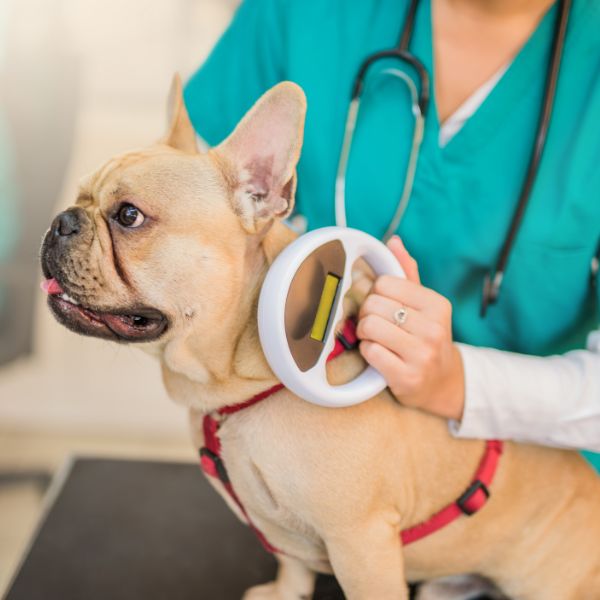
[4,457,345,600]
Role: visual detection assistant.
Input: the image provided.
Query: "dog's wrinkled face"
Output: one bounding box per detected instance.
[41,77,306,356]
[40,148,233,343]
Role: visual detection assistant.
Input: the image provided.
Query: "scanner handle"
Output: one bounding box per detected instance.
[305,229,405,407]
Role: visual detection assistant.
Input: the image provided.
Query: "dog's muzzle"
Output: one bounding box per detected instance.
[40,207,169,343]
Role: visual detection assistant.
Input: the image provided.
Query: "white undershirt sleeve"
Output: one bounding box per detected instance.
[450,331,600,452]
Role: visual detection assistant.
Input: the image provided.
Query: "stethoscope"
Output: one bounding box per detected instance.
[334,0,572,317]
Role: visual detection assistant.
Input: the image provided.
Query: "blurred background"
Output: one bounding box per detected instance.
[0,0,239,592]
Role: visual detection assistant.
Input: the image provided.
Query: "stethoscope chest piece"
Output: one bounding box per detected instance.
[258,227,404,407]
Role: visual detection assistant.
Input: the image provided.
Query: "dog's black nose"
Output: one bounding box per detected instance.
[52,209,81,238]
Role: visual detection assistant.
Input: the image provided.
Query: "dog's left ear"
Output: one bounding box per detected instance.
[163,74,198,154]
[215,82,306,233]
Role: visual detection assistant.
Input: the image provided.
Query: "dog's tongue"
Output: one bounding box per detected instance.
[41,278,64,295]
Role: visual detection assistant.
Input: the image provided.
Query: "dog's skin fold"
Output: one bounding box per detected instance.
[41,75,600,600]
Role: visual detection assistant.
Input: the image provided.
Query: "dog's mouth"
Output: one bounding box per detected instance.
[41,278,168,343]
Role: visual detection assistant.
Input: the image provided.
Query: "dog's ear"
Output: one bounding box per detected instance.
[214,82,306,233]
[163,74,198,154]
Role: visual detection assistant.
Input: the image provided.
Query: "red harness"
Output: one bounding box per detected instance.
[199,320,503,553]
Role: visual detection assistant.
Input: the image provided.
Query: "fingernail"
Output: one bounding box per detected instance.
[388,236,405,250]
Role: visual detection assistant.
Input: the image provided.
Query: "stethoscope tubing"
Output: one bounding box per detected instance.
[482,0,571,315]
[335,72,426,241]
[351,49,430,116]
[334,0,572,317]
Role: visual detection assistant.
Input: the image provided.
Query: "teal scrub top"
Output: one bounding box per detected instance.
[184,0,600,473]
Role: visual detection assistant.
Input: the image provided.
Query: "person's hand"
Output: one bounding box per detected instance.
[356,236,465,421]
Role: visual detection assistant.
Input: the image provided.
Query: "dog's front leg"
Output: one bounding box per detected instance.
[242,553,316,600]
[325,518,408,600]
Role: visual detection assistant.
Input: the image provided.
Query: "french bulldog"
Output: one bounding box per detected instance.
[40,76,600,600]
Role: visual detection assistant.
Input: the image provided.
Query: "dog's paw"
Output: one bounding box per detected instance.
[242,582,281,600]
[415,575,508,600]
[243,581,308,600]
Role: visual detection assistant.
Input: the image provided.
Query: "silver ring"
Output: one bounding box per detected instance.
[393,306,408,327]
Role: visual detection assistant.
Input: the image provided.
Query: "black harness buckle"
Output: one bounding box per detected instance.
[336,327,359,351]
[200,447,230,484]
[456,480,490,516]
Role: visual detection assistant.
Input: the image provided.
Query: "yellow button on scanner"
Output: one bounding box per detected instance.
[310,273,341,342]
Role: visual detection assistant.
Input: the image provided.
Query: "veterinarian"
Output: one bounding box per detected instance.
[183,0,600,473]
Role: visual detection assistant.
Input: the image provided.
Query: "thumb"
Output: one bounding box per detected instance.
[387,236,420,283]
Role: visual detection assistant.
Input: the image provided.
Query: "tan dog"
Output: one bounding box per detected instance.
[40,77,600,600]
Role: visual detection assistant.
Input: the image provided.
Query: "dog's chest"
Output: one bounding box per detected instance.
[197,408,328,560]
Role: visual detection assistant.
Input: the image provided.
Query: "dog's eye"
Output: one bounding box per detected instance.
[115,204,144,228]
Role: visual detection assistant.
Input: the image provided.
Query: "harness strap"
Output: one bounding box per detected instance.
[199,322,357,554]
[199,318,503,553]
[400,439,503,545]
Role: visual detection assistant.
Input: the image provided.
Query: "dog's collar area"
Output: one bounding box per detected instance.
[198,319,359,554]
[199,319,503,553]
